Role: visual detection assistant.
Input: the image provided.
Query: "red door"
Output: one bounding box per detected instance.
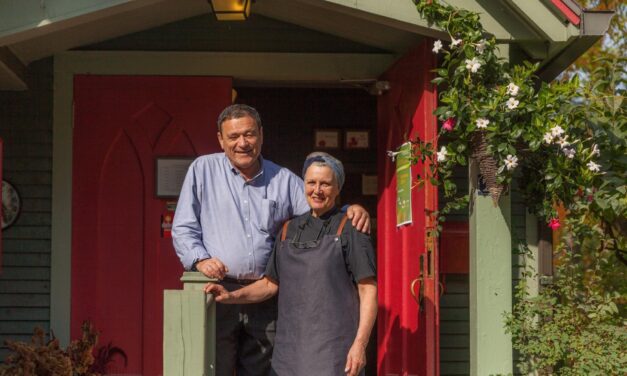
[72,75,232,375]
[377,41,439,375]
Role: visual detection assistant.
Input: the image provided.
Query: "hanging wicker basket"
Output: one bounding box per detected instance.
[471,130,504,205]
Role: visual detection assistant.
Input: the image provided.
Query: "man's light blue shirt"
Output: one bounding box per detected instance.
[172,153,309,279]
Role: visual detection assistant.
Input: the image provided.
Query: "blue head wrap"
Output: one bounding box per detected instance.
[302,152,345,190]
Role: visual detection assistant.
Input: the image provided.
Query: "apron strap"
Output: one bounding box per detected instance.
[281,220,291,241]
[336,215,349,236]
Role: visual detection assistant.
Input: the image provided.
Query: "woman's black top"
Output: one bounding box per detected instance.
[264,207,376,283]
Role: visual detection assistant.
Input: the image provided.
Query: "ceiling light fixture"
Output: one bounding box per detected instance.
[208,0,252,21]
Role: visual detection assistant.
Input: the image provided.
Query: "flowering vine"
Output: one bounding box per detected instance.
[412,0,617,232]
[414,1,626,373]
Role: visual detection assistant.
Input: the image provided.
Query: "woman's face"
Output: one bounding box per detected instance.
[304,165,340,217]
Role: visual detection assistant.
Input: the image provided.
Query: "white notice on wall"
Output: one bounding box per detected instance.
[156,158,194,197]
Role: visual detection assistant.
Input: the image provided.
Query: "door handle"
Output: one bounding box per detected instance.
[410,277,424,311]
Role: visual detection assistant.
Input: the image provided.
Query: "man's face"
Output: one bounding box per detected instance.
[304,165,340,217]
[218,116,263,175]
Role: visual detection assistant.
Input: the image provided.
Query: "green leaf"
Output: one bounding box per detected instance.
[432,77,447,85]
[434,106,450,116]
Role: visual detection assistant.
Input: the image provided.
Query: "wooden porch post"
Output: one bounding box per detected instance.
[468,161,513,375]
[164,272,217,376]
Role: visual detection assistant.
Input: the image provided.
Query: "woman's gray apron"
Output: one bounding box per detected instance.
[270,215,362,376]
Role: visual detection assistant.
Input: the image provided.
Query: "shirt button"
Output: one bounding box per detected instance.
[247,234,251,238]
[244,200,248,204]
[245,217,248,221]
[248,252,252,256]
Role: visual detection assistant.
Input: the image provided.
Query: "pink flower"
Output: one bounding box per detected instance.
[442,118,456,132]
[548,218,561,230]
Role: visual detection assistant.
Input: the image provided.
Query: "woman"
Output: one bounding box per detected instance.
[205,152,377,376]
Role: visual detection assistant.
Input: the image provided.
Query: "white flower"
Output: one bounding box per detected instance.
[591,143,600,156]
[475,118,490,129]
[506,83,520,96]
[556,136,570,149]
[504,154,519,170]
[436,146,448,162]
[506,97,519,110]
[587,161,601,172]
[386,150,400,161]
[550,125,565,137]
[465,58,481,73]
[432,40,443,53]
[450,38,462,48]
[563,148,576,159]
[475,39,487,54]
[543,132,554,144]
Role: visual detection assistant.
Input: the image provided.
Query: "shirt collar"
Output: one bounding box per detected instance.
[225,154,265,183]
[310,206,339,221]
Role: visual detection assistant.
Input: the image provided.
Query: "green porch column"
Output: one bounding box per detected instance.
[469,163,513,376]
[164,272,217,376]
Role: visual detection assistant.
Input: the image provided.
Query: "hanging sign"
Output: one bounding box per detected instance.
[396,142,413,226]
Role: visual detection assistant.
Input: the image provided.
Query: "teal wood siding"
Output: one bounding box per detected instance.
[0,58,53,359]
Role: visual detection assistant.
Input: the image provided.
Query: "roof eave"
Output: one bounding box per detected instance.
[537,10,614,81]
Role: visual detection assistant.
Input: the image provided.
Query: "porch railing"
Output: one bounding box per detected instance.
[163,272,216,376]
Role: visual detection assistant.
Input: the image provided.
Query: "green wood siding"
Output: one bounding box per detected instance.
[440,274,470,375]
[0,58,53,360]
[439,164,470,375]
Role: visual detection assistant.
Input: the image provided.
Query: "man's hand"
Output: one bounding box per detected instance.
[195,258,228,279]
[204,283,233,302]
[347,204,371,234]
[344,341,367,376]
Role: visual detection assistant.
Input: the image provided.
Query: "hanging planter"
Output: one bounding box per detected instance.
[471,130,504,203]
[412,0,607,231]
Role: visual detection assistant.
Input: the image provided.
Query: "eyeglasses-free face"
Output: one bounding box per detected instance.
[304,165,340,218]
[218,115,263,178]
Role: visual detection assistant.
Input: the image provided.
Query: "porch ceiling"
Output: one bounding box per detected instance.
[0,0,612,90]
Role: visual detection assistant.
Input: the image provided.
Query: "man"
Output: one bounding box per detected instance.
[172,104,370,376]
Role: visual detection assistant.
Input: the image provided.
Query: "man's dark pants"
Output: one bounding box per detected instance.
[215,281,277,376]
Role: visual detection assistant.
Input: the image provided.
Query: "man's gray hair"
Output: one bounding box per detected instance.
[217,104,262,133]
[302,152,345,190]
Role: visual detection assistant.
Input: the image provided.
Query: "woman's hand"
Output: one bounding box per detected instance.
[203,277,279,304]
[345,278,377,375]
[204,282,232,302]
[344,341,367,376]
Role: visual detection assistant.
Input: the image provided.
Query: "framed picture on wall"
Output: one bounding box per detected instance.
[345,130,370,149]
[314,129,340,149]
[155,157,195,198]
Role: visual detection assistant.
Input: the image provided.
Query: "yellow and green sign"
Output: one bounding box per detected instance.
[396,142,412,226]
